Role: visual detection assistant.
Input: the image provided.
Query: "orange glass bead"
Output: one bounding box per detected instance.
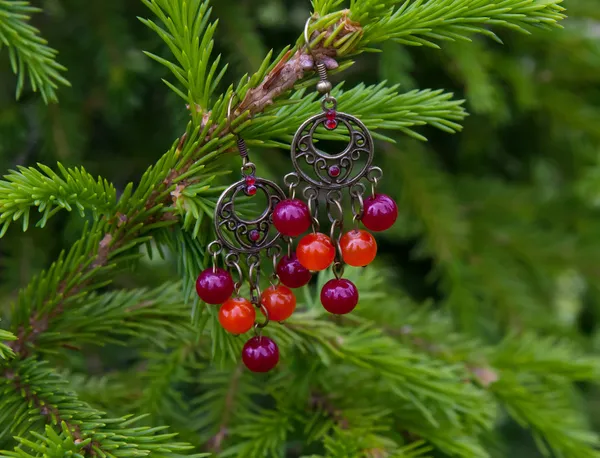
[218,297,256,334]
[340,229,377,267]
[261,285,296,321]
[296,232,336,271]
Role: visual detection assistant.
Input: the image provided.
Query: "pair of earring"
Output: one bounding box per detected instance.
[195,19,398,373]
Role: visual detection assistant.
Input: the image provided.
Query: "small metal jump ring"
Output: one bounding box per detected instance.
[321,97,337,111]
[326,191,344,223]
[225,254,244,294]
[329,220,344,256]
[254,304,270,330]
[208,241,222,272]
[307,195,320,233]
[242,162,256,176]
[332,261,345,280]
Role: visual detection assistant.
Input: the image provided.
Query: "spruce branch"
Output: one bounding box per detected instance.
[139,0,227,111]
[271,312,495,432]
[361,0,566,48]
[313,0,346,17]
[28,283,194,353]
[492,377,600,458]
[0,163,117,238]
[0,0,70,103]
[243,83,467,145]
[0,330,16,361]
[0,361,204,457]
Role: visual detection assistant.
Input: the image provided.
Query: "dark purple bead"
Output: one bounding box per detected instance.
[276,254,312,288]
[242,336,279,373]
[196,267,234,305]
[320,279,359,315]
[362,194,398,232]
[249,229,260,242]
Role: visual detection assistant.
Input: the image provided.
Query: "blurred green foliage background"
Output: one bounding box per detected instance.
[2,0,600,455]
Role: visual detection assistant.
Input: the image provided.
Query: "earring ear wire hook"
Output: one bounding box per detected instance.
[227,89,253,170]
[304,15,333,96]
[304,16,318,63]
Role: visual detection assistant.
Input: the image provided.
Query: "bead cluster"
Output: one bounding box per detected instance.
[272,191,397,315]
[196,265,296,373]
[195,194,396,373]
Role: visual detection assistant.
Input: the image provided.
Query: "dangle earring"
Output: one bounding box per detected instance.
[196,94,296,373]
[273,17,398,315]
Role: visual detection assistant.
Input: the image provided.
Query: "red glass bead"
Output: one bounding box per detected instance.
[320,279,359,314]
[273,199,312,237]
[218,297,256,334]
[261,285,296,321]
[340,229,377,267]
[328,165,341,177]
[296,233,336,271]
[246,185,257,196]
[362,194,398,232]
[276,254,312,288]
[325,119,337,130]
[242,336,279,373]
[326,109,336,121]
[245,175,256,186]
[196,267,234,304]
[249,229,260,242]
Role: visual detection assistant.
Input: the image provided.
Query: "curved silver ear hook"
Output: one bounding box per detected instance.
[303,15,333,96]
[227,90,251,169]
[227,89,238,121]
[304,16,318,63]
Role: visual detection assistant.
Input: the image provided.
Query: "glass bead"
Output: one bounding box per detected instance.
[218,297,255,334]
[340,229,377,267]
[296,233,336,271]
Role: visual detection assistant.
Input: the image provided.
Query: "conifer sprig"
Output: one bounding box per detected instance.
[243,84,467,145]
[0,0,69,103]
[139,0,227,113]
[360,0,566,47]
[0,164,117,238]
[0,331,15,361]
[0,360,207,457]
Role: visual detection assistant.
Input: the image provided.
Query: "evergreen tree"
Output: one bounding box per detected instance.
[1,0,599,457]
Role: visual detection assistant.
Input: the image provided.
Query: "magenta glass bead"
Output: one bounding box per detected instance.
[362,194,398,232]
[326,109,336,121]
[325,119,337,130]
[277,254,312,288]
[195,267,234,305]
[242,336,280,373]
[328,165,341,177]
[245,175,256,186]
[249,229,260,242]
[273,199,311,237]
[246,185,257,196]
[320,279,359,315]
